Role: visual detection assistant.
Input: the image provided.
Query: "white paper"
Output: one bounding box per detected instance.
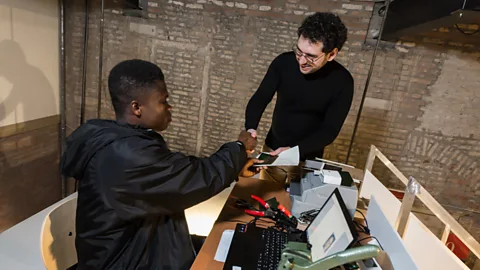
[322,170,342,185]
[265,146,300,167]
[314,157,354,168]
[213,229,235,262]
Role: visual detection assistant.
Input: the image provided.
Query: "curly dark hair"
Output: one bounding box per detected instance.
[297,12,348,53]
[108,59,165,116]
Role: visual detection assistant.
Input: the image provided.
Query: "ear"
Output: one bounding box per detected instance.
[130,100,142,117]
[327,48,339,62]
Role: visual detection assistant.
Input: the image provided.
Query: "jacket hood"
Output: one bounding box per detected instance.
[60,119,150,180]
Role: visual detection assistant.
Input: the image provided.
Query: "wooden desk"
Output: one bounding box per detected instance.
[191,177,290,270]
[191,169,368,270]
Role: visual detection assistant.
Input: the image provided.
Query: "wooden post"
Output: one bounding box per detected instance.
[395,176,420,238]
[441,225,451,244]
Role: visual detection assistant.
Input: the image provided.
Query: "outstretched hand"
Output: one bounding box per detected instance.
[239,159,267,178]
[269,146,290,156]
[238,130,257,155]
[247,129,257,138]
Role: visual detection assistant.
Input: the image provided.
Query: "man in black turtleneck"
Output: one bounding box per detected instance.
[245,12,354,184]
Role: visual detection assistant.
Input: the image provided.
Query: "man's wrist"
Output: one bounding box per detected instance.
[246,129,257,138]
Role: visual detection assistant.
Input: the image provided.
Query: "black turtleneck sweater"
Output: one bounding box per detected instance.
[245,51,354,161]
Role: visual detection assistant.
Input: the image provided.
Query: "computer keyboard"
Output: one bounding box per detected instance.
[256,229,288,270]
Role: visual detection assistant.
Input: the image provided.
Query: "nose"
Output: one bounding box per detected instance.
[298,55,308,65]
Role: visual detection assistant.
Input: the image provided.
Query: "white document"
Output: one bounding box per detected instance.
[266,146,300,167]
[322,170,342,185]
[213,229,235,262]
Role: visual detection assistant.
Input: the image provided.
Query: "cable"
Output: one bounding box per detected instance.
[299,208,320,223]
[345,0,392,164]
[356,209,369,228]
[357,236,384,250]
[353,212,383,250]
[356,209,367,220]
[354,220,370,235]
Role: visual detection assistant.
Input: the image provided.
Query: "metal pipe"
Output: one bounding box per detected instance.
[97,0,105,118]
[59,0,67,198]
[345,0,391,164]
[80,0,90,125]
[76,0,90,193]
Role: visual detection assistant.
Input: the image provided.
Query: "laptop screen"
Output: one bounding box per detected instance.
[305,188,358,262]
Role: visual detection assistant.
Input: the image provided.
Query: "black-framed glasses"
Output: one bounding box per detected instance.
[292,45,325,63]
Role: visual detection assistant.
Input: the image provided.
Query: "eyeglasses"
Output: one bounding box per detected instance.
[292,45,325,64]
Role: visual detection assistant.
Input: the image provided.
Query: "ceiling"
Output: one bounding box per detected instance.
[381,0,480,40]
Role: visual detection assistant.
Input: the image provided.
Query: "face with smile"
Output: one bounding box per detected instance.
[294,35,338,75]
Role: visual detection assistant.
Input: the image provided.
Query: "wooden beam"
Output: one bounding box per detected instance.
[374,147,480,259]
[0,115,59,138]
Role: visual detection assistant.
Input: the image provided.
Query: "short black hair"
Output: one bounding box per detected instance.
[108,59,165,116]
[297,12,348,53]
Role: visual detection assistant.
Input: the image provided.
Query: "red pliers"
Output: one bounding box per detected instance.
[244,195,275,218]
[244,195,293,219]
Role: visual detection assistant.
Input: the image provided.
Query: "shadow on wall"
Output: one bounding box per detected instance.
[0,0,58,17]
[0,39,56,123]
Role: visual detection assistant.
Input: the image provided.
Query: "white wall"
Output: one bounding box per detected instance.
[0,0,59,127]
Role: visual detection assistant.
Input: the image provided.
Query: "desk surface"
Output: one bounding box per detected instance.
[191,177,290,270]
[191,166,366,270]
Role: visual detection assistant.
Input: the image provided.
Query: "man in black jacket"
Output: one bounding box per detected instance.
[61,59,258,269]
[245,12,353,184]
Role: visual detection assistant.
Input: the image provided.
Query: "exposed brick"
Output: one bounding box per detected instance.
[63,0,480,241]
[259,5,271,11]
[341,3,363,10]
[186,3,203,9]
[234,2,247,9]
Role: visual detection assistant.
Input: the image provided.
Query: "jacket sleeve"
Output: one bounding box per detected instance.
[297,75,354,159]
[244,56,281,130]
[102,140,248,220]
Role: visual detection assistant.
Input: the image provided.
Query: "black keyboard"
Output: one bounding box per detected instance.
[257,229,288,270]
[223,223,288,270]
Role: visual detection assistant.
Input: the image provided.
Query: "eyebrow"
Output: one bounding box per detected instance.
[296,46,318,58]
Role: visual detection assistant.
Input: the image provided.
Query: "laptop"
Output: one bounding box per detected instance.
[223,188,358,270]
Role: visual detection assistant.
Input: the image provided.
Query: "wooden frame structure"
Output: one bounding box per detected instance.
[363,145,480,260]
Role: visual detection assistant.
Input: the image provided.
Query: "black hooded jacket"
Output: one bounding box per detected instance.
[60,119,247,270]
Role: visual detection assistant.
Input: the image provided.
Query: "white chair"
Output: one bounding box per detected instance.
[40,196,78,270]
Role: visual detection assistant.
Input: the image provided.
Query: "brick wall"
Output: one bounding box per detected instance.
[0,122,61,232]
[64,0,480,239]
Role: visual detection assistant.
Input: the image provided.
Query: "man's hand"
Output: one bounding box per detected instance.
[247,129,257,138]
[269,146,291,156]
[238,130,257,154]
[239,159,266,178]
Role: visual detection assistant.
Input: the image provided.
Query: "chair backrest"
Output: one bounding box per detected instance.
[40,196,78,270]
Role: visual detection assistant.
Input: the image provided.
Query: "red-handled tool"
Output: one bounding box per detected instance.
[245,210,266,217]
[244,195,276,218]
[251,195,269,209]
[277,204,293,219]
[242,194,298,229]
